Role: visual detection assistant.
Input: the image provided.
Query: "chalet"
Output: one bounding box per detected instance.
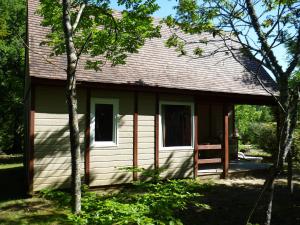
[25,0,277,192]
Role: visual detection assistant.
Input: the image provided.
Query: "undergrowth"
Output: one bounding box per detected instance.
[40,178,212,225]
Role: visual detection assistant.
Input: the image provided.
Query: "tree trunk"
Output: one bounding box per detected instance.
[62,0,81,214]
[264,181,275,225]
[287,149,293,195]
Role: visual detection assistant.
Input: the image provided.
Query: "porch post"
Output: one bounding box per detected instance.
[193,99,199,178]
[84,89,91,185]
[133,91,138,181]
[28,84,35,195]
[154,93,159,169]
[222,104,229,178]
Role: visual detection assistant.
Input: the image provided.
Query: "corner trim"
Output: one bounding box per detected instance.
[28,85,35,194]
[85,89,91,185]
[133,92,138,181]
[154,93,159,169]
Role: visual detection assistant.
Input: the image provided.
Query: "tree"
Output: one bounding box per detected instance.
[0,0,25,153]
[38,0,160,214]
[164,0,299,224]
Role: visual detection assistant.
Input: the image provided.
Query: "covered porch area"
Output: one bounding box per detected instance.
[193,100,273,178]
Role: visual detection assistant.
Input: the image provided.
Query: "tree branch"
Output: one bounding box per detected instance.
[245,0,284,75]
[285,27,300,76]
[17,34,66,72]
[72,3,86,32]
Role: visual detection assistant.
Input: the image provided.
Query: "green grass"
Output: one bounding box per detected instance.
[0,154,23,169]
[0,198,71,225]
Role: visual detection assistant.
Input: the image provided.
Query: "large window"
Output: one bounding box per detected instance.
[160,102,194,149]
[91,98,118,147]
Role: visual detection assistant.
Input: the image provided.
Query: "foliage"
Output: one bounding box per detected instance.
[38,0,161,70]
[235,105,274,144]
[0,0,25,153]
[247,122,277,154]
[41,179,210,225]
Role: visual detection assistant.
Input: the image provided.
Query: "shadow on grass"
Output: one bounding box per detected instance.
[0,165,27,201]
[180,176,300,225]
[0,206,70,225]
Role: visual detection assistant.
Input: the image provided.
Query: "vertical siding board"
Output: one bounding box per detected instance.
[222,104,229,178]
[193,99,199,178]
[85,89,91,185]
[133,92,138,181]
[29,85,35,194]
[154,93,159,169]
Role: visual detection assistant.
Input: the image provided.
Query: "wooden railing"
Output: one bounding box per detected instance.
[198,144,223,164]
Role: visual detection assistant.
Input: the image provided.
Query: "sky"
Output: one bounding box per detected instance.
[111,0,288,71]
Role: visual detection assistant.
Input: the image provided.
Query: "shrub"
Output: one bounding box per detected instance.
[246,122,277,154]
[41,179,211,225]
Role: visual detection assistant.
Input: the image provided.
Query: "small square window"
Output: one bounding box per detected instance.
[91,98,118,147]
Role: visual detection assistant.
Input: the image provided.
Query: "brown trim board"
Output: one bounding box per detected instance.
[193,99,199,178]
[154,93,159,169]
[222,104,229,178]
[85,89,91,185]
[28,85,35,194]
[133,92,138,181]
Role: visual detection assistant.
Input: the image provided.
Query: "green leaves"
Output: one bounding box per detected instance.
[0,0,25,152]
[38,0,161,70]
[42,179,210,225]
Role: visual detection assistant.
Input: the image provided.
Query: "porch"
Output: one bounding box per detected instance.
[198,160,271,177]
[194,102,273,178]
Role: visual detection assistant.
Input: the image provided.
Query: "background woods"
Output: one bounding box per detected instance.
[0,0,25,154]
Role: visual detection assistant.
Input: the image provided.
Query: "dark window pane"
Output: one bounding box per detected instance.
[162,105,191,147]
[95,104,113,141]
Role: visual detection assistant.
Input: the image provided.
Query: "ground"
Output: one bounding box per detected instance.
[0,154,299,225]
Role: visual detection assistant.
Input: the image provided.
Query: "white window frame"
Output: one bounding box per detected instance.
[90,98,119,147]
[159,101,194,150]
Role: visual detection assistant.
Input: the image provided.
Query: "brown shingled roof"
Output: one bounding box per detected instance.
[28,0,277,97]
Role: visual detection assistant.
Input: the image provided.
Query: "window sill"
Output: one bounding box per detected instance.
[160,146,194,151]
[92,142,118,148]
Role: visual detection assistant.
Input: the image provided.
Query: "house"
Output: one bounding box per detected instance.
[25,0,277,193]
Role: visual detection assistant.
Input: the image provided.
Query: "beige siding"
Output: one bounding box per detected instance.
[33,87,231,189]
[137,93,155,170]
[89,90,134,187]
[33,86,86,191]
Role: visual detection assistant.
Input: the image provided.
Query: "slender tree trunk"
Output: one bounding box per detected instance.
[287,149,293,195]
[62,0,81,214]
[264,181,275,225]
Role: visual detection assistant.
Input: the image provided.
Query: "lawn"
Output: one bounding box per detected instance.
[0,154,23,169]
[0,198,71,225]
